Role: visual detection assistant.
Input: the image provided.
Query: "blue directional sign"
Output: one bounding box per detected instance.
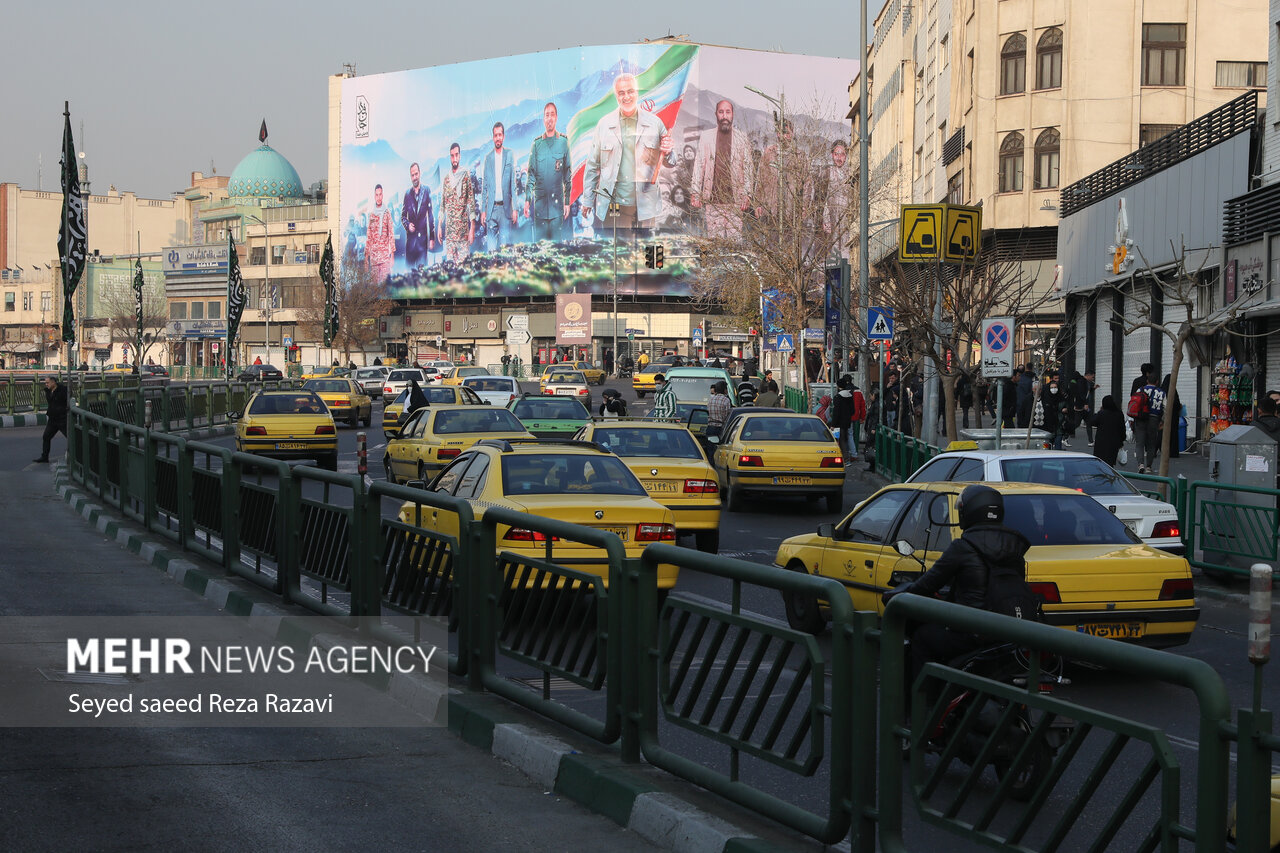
[868,307,894,341]
[775,334,795,353]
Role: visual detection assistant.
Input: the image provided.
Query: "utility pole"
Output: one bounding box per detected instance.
[856,0,871,400]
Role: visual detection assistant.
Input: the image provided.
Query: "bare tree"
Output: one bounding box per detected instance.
[874,233,1059,443]
[296,263,393,364]
[98,283,168,365]
[1110,242,1267,477]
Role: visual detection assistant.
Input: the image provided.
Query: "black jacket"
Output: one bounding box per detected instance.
[1090,407,1127,466]
[44,382,68,426]
[831,389,856,429]
[1255,414,1280,443]
[907,524,1031,611]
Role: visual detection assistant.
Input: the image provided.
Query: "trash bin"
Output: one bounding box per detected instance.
[1202,425,1279,571]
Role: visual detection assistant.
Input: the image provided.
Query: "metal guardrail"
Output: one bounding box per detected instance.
[63,399,1280,850]
[873,426,942,482]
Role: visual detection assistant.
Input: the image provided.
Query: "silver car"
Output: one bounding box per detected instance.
[353,366,390,399]
[462,375,521,407]
[906,449,1184,553]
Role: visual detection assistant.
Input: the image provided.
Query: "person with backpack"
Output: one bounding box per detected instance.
[884,484,1036,705]
[1129,374,1167,473]
[830,374,864,462]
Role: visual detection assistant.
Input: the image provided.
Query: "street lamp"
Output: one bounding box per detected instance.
[246,214,272,367]
[744,85,792,396]
[610,200,621,374]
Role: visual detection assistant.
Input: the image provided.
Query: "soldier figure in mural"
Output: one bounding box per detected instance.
[439,142,477,264]
[365,183,395,281]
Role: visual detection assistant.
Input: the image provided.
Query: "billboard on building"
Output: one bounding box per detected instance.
[339,44,856,299]
[556,293,592,345]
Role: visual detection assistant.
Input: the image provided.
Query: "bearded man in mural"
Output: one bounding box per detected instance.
[690,98,754,240]
[581,72,676,231]
[438,142,477,264]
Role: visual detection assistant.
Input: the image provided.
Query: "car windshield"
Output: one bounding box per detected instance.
[249,394,326,415]
[1003,493,1143,546]
[1000,457,1141,497]
[433,409,524,434]
[547,372,587,384]
[465,377,515,392]
[511,398,590,420]
[739,416,831,442]
[501,454,646,496]
[306,380,350,393]
[424,387,459,403]
[664,376,718,403]
[591,427,704,459]
[389,370,421,381]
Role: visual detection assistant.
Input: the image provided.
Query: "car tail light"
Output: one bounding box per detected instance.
[245,426,266,436]
[1159,578,1195,600]
[543,388,553,395]
[315,425,335,435]
[508,394,516,404]
[578,388,589,395]
[437,448,460,461]
[334,397,350,406]
[636,523,677,542]
[504,528,558,542]
[738,454,763,467]
[1028,581,1061,603]
[683,479,719,493]
[1151,520,1181,538]
[821,456,843,467]
[384,386,394,394]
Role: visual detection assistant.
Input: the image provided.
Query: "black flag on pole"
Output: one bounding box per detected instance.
[58,102,86,344]
[259,119,268,144]
[133,257,144,366]
[321,234,337,347]
[226,232,246,378]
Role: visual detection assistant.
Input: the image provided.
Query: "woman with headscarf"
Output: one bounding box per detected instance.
[1090,395,1127,467]
[407,379,430,415]
[1160,374,1181,459]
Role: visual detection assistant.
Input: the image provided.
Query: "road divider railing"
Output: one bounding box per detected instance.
[1186,480,1280,578]
[873,426,942,482]
[64,399,1280,851]
[0,371,144,415]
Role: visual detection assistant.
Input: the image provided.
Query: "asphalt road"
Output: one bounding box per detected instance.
[17,377,1280,849]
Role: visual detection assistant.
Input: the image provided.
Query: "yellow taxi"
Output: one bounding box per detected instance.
[232,388,338,470]
[105,363,137,373]
[301,378,373,428]
[397,438,679,588]
[300,366,350,381]
[575,420,722,552]
[772,481,1199,646]
[442,366,491,386]
[381,384,486,438]
[631,363,665,397]
[711,409,845,514]
[568,361,606,385]
[539,369,593,408]
[384,404,533,484]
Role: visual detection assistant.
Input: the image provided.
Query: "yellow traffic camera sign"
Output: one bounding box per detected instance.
[897,203,983,263]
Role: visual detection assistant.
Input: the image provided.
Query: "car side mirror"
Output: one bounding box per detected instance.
[705,434,721,445]
[817,522,835,539]
[406,479,427,490]
[228,411,241,420]
[894,539,915,557]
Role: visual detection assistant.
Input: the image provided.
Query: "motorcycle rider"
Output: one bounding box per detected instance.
[884,484,1032,703]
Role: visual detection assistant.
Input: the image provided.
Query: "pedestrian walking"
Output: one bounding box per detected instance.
[1090,396,1127,467]
[706,381,732,439]
[956,373,973,430]
[651,373,679,420]
[34,376,68,463]
[755,380,782,408]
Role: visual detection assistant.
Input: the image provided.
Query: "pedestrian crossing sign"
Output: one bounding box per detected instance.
[868,307,894,341]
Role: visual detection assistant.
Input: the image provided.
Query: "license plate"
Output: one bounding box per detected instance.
[276,442,307,450]
[554,388,576,395]
[773,475,811,485]
[599,526,629,541]
[645,481,679,494]
[1077,622,1144,639]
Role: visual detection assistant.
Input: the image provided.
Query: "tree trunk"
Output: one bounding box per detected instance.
[1156,332,1187,478]
[942,372,958,446]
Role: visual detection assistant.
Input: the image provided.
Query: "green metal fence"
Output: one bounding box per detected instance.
[63,399,1280,851]
[872,426,942,482]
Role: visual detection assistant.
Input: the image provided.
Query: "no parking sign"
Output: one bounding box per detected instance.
[981,318,1014,379]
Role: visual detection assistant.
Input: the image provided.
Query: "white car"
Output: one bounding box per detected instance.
[353,366,390,399]
[383,368,427,399]
[462,375,521,407]
[906,449,1184,553]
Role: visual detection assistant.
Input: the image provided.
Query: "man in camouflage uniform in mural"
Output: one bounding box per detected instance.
[438,142,476,264]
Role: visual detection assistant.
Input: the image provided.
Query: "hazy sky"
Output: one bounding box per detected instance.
[2,0,878,200]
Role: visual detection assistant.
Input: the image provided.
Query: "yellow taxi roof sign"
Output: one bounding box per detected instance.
[945,440,979,451]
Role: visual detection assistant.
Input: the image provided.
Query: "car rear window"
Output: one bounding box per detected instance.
[740,416,831,442]
[501,454,646,496]
[465,377,515,392]
[592,427,703,459]
[547,372,586,383]
[389,370,422,381]
[512,398,590,419]
[1004,493,1142,546]
[424,387,459,403]
[434,409,525,434]
[1000,458,1140,497]
[307,380,349,393]
[249,394,326,415]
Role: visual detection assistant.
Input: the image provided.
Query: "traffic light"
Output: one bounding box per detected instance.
[644,246,656,268]
[655,245,664,269]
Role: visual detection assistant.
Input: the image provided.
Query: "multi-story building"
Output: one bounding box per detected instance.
[856,0,1268,358]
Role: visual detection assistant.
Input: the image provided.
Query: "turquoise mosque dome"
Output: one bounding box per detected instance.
[228,135,304,200]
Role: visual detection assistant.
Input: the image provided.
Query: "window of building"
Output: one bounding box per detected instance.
[41,292,50,312]
[271,244,286,265]
[305,243,321,264]
[190,301,204,320]
[998,132,1024,192]
[938,121,948,158]
[1001,33,1026,95]
[1036,28,1063,90]
[22,292,33,311]
[4,293,14,312]
[1139,124,1180,147]
[947,170,964,204]
[1216,61,1267,88]
[250,246,265,266]
[1142,24,1186,86]
[170,302,187,320]
[1034,128,1061,189]
[207,301,222,320]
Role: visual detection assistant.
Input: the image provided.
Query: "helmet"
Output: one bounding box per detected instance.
[957,484,1003,529]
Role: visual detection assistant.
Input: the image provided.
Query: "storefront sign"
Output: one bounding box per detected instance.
[163,244,229,275]
[168,319,227,338]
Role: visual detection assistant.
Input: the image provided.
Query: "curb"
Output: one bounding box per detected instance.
[0,412,46,428]
[50,464,823,853]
